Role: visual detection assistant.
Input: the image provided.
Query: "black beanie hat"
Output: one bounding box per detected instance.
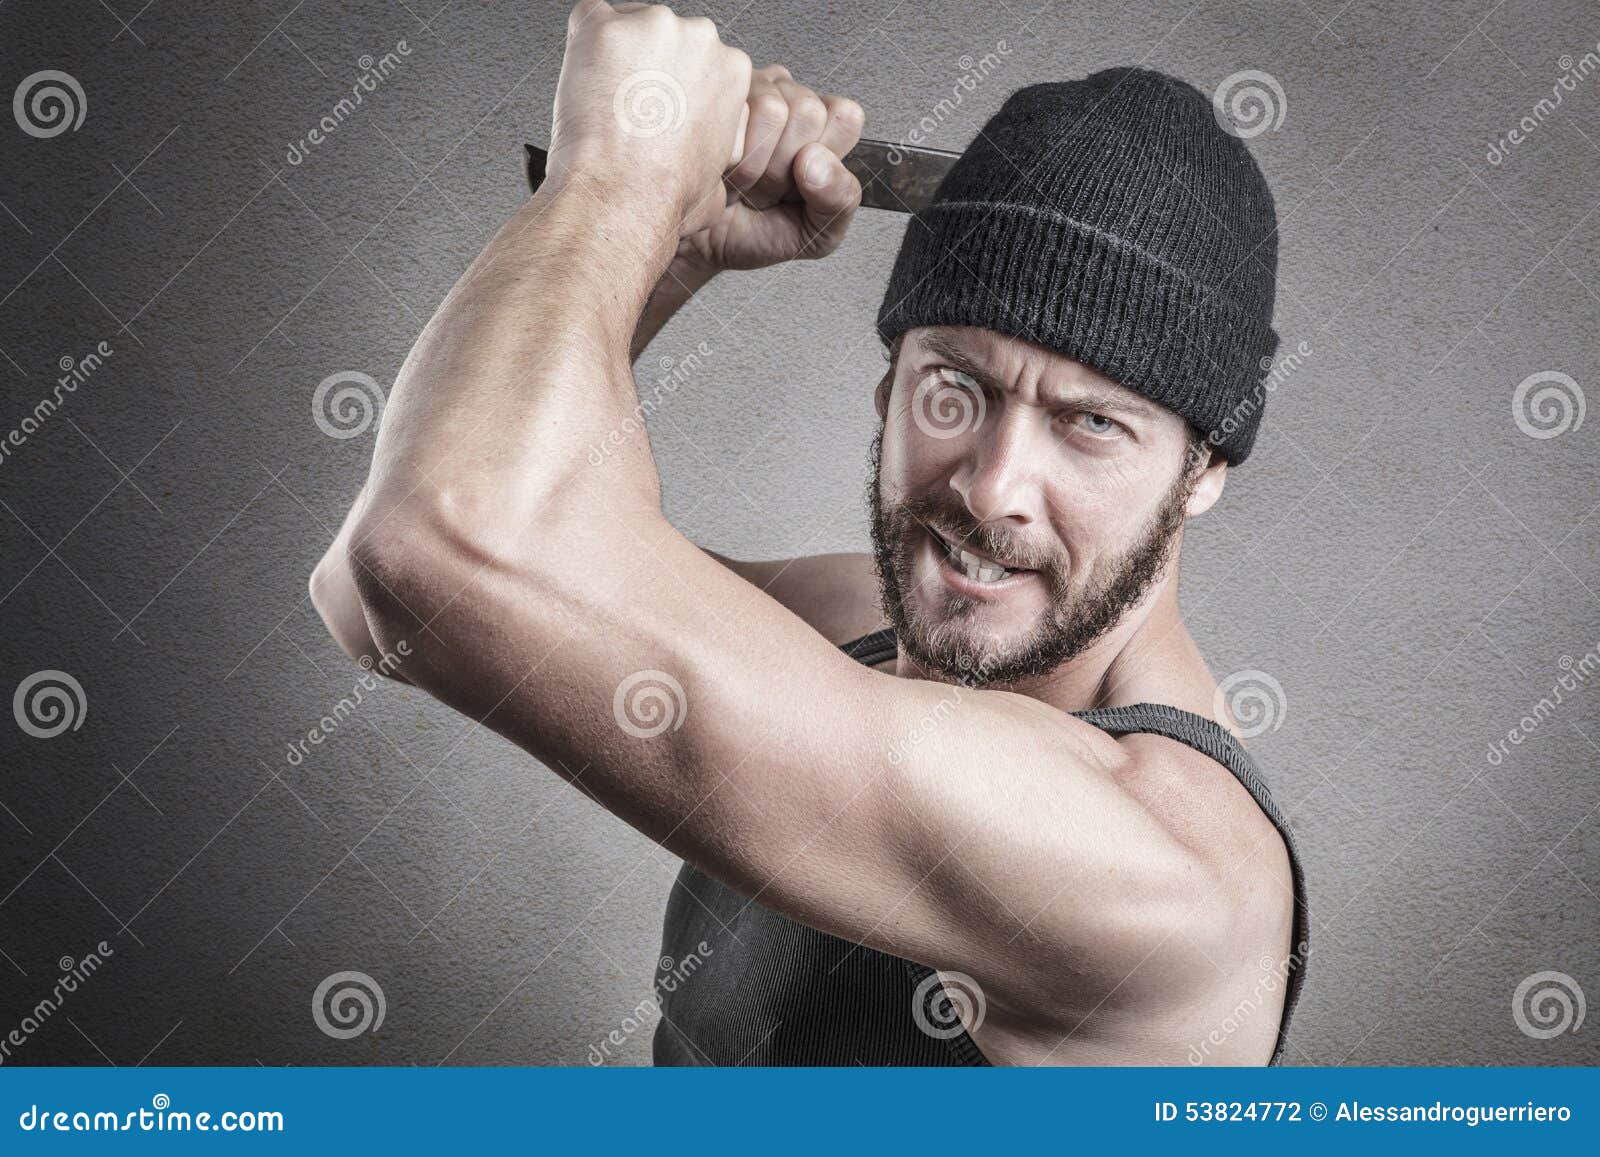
[876,68,1280,464]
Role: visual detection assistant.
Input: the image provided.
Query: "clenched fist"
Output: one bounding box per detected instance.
[678,63,866,271]
[547,1,865,275]
[547,0,754,238]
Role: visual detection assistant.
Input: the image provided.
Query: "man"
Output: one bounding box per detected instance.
[310,0,1308,1066]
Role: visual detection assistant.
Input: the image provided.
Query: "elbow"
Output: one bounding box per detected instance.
[343,501,484,655]
[346,488,574,673]
[308,550,334,627]
[308,538,413,683]
[344,515,427,648]
[308,544,354,651]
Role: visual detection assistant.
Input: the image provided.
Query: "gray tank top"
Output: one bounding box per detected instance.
[653,627,1309,1066]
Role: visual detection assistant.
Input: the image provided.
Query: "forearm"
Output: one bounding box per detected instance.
[359,175,678,550]
[632,255,716,361]
[312,188,707,667]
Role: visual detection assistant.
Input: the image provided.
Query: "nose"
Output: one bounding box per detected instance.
[950,405,1040,527]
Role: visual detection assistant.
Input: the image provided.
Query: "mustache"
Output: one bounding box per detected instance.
[893,493,1057,572]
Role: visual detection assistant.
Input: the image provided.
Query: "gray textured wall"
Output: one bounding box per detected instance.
[1,0,1596,1066]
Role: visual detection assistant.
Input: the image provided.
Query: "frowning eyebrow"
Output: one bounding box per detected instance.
[915,331,1158,420]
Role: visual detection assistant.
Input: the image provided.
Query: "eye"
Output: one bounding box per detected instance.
[1073,412,1123,438]
[911,367,987,438]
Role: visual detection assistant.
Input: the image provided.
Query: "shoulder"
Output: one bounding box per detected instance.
[699,548,887,646]
[916,698,1294,1062]
[1108,726,1296,1009]
[1111,729,1291,898]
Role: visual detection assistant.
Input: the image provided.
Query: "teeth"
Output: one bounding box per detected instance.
[933,529,1015,584]
[958,548,1009,583]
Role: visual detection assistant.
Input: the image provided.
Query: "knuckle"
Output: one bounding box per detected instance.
[831,96,866,129]
[569,0,606,36]
[790,93,828,131]
[726,46,752,77]
[684,15,718,39]
[749,91,788,125]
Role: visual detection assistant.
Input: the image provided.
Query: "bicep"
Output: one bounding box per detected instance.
[357,512,1209,1016]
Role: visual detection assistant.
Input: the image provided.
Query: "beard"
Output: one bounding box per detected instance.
[866,425,1195,688]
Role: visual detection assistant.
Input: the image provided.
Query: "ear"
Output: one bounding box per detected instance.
[874,367,893,420]
[1184,445,1229,517]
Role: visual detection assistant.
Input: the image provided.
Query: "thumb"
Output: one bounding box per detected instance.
[792,142,862,257]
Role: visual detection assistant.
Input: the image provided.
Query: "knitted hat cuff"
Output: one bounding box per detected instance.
[877,199,1280,463]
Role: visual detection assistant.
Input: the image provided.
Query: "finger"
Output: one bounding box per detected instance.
[722,45,753,168]
[729,99,749,170]
[726,76,788,200]
[793,141,862,257]
[751,77,830,204]
[817,94,866,159]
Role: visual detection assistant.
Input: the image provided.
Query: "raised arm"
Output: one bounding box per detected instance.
[325,0,1276,1060]
[310,23,850,670]
[310,240,716,673]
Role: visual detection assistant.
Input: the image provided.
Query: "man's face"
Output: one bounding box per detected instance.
[867,325,1221,687]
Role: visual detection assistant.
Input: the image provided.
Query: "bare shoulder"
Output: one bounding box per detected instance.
[1054,728,1294,1062]
[1114,731,1291,904]
[700,547,888,646]
[1131,729,1295,1004]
